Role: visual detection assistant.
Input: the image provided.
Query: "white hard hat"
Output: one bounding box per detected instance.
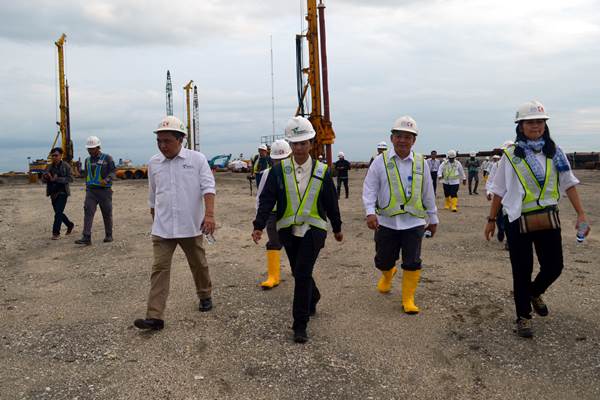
[154,116,187,135]
[486,156,490,160]
[376,141,388,150]
[258,144,268,151]
[447,149,457,158]
[285,116,316,143]
[269,139,291,160]
[514,100,549,123]
[501,140,514,150]
[493,154,501,159]
[391,116,418,135]
[85,136,101,148]
[338,151,344,158]
[469,151,477,157]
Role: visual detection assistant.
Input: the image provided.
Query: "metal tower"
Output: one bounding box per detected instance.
[193,85,200,151]
[166,70,173,116]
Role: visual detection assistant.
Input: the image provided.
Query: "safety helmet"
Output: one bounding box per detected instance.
[85,136,101,148]
[486,156,490,160]
[514,100,549,123]
[154,116,187,135]
[285,116,316,143]
[391,116,418,135]
[493,154,501,159]
[501,140,514,150]
[376,141,388,150]
[258,144,268,151]
[338,151,344,158]
[269,139,291,160]
[469,151,477,157]
[447,149,457,159]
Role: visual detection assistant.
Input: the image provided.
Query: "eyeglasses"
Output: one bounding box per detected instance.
[51,154,61,158]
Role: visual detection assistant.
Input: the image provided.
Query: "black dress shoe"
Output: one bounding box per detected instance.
[66,224,75,235]
[134,318,164,330]
[310,292,321,316]
[293,328,309,344]
[75,236,91,245]
[199,298,213,312]
[103,236,113,243]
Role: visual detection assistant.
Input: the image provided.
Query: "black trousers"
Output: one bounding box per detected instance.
[443,183,459,198]
[431,172,438,194]
[265,213,282,250]
[505,216,564,319]
[51,193,73,235]
[337,177,349,198]
[468,171,479,193]
[279,228,326,330]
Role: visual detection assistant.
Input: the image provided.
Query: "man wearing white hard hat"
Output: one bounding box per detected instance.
[134,116,216,331]
[334,151,351,199]
[426,150,441,195]
[74,135,116,245]
[438,150,466,212]
[254,139,292,290]
[251,144,272,187]
[369,141,388,166]
[252,116,343,344]
[362,116,438,314]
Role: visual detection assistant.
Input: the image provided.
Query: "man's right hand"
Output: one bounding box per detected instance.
[366,214,379,230]
[252,230,262,243]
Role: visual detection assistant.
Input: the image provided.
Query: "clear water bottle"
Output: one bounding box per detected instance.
[576,222,588,243]
[204,233,216,245]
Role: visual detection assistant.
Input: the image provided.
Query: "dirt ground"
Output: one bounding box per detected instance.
[1,169,599,400]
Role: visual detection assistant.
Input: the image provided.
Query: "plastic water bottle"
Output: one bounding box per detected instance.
[424,230,432,238]
[204,233,216,245]
[576,222,588,243]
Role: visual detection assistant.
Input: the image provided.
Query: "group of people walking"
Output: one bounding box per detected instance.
[43,100,591,342]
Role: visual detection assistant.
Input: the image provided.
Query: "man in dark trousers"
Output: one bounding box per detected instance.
[426,150,441,195]
[252,116,343,344]
[334,151,351,199]
[75,136,116,245]
[251,144,272,187]
[42,147,75,240]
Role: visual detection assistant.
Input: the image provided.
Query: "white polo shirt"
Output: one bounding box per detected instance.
[148,147,216,238]
[490,150,579,223]
[363,150,439,230]
[438,160,466,185]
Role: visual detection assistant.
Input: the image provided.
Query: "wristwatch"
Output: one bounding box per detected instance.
[487,216,497,223]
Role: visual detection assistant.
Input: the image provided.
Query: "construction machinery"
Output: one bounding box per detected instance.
[166,70,174,116]
[29,33,80,177]
[208,154,232,170]
[183,80,194,150]
[115,159,148,180]
[295,0,336,167]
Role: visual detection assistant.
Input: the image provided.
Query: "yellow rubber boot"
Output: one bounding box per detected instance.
[260,250,281,289]
[451,197,458,212]
[402,269,421,314]
[444,197,450,209]
[377,267,397,293]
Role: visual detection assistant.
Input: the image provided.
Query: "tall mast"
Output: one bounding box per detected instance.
[193,85,200,151]
[183,80,194,149]
[166,70,173,116]
[55,34,68,160]
[270,35,276,137]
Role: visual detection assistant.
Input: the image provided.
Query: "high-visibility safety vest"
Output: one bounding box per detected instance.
[504,146,559,213]
[86,154,111,188]
[376,151,426,219]
[442,162,459,181]
[277,159,328,231]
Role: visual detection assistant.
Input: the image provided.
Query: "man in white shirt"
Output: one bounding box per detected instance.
[134,116,216,331]
[438,150,466,212]
[362,116,438,314]
[426,150,441,195]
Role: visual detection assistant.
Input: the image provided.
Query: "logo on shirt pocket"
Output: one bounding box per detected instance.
[182,163,194,169]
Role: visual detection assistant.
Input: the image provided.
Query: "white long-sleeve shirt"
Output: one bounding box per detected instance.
[438,160,466,185]
[363,150,439,230]
[148,147,216,238]
[485,161,499,195]
[489,149,579,223]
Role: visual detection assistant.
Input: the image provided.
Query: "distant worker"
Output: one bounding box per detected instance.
[362,116,438,314]
[466,151,481,195]
[334,151,351,199]
[252,144,272,186]
[426,150,441,195]
[369,141,388,166]
[482,156,492,182]
[42,147,75,240]
[255,139,292,290]
[485,101,590,338]
[134,116,216,331]
[74,136,116,245]
[438,150,466,212]
[485,153,507,249]
[252,116,343,344]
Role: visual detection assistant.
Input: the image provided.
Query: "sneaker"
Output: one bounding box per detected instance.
[75,236,92,245]
[51,234,60,240]
[516,318,533,338]
[199,298,213,312]
[66,224,75,235]
[293,328,309,344]
[531,295,549,316]
[134,318,164,331]
[103,236,113,243]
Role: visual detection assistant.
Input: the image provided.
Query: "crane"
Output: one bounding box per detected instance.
[295,0,335,167]
[183,80,194,150]
[193,85,200,151]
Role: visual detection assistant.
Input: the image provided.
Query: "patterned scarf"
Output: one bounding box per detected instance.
[516,139,570,186]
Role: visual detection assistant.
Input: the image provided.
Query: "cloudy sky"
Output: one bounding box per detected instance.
[1,0,600,172]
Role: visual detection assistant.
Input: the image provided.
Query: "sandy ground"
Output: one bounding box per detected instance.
[1,170,599,400]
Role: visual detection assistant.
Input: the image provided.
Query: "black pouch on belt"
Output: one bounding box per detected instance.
[518,207,560,234]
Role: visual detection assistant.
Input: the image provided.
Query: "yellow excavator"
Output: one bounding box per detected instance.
[29,33,80,178]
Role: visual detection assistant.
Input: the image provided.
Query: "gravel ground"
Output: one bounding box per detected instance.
[1,170,599,399]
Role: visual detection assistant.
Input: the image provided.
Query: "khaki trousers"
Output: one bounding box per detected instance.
[146,235,212,320]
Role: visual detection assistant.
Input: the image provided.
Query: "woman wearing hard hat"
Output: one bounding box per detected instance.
[485,101,591,338]
[438,150,466,212]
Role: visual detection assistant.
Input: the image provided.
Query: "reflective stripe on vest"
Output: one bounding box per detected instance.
[86,154,111,188]
[277,159,328,231]
[376,151,426,219]
[442,162,459,180]
[504,146,559,213]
